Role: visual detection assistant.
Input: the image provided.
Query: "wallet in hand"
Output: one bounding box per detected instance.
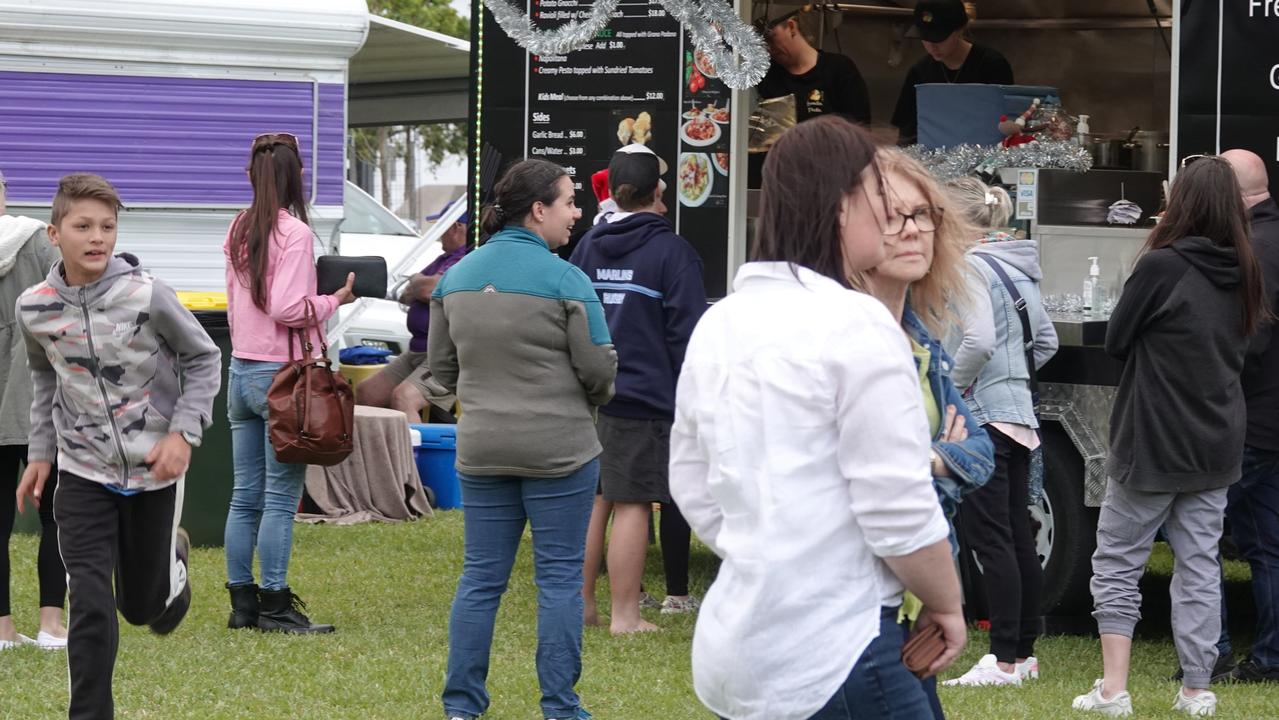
[316,255,388,299]
[901,623,946,678]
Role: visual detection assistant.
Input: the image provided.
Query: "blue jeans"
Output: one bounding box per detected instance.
[224,358,307,591]
[807,606,934,720]
[442,460,598,720]
[1225,446,1279,667]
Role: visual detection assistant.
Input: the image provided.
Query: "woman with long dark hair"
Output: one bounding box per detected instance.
[671,116,966,720]
[222,133,353,634]
[429,159,617,720]
[1072,157,1267,717]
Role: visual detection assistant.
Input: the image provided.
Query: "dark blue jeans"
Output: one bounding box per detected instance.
[806,606,934,720]
[1224,446,1279,667]
[442,460,598,720]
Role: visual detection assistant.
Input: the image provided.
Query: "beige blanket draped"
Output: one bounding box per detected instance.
[297,405,433,525]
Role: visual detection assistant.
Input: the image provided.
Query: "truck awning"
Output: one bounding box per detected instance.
[349,15,471,127]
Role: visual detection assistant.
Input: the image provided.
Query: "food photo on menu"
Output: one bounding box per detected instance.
[678,152,713,208]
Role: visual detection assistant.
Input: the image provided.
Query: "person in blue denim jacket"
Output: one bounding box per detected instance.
[862,149,995,720]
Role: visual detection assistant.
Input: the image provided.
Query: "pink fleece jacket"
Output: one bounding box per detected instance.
[225,209,339,361]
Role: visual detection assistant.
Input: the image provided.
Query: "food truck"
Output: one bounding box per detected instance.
[469,0,1279,614]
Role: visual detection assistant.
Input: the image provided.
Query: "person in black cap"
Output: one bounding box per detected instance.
[755,6,871,126]
[570,144,707,635]
[891,0,1014,145]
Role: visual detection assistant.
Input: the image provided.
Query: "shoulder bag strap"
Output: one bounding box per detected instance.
[977,253,1039,408]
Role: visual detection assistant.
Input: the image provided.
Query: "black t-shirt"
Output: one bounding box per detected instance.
[891,43,1014,145]
[757,51,872,125]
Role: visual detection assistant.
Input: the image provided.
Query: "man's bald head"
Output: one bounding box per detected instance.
[1222,149,1271,208]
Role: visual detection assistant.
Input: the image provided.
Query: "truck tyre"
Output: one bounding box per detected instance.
[1035,420,1098,616]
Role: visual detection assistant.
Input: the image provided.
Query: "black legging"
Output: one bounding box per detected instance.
[0,445,66,616]
[660,502,692,597]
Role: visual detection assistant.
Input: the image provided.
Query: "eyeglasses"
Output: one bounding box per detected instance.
[882,206,942,235]
[1179,153,1220,169]
[252,132,300,155]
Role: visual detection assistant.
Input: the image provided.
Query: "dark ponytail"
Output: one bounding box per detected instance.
[480,159,569,236]
[1147,157,1270,335]
[228,138,309,312]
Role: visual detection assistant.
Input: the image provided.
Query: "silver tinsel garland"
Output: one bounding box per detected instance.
[483,0,620,56]
[902,141,1094,182]
[482,0,770,90]
[659,0,769,90]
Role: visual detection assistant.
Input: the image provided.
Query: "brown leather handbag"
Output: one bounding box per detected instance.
[267,300,355,466]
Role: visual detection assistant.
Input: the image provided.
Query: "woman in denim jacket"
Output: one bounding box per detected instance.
[861,149,995,720]
[943,176,1058,690]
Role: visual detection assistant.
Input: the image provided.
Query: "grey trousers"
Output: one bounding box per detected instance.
[1090,480,1228,689]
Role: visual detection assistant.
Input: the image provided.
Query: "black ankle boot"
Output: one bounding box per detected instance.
[256,588,335,634]
[226,583,259,630]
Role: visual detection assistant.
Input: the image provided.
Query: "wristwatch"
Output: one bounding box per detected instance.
[178,430,201,448]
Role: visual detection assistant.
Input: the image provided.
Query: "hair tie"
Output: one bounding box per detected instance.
[984,192,998,206]
[493,203,506,221]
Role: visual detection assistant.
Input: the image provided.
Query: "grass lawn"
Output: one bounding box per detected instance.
[5,514,1279,718]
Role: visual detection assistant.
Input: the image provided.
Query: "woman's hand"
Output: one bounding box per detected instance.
[333,272,357,305]
[16,461,52,512]
[939,405,967,443]
[914,607,968,678]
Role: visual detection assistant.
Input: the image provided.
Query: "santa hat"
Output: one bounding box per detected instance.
[591,169,611,202]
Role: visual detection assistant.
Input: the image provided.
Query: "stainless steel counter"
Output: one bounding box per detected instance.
[1050,311,1110,348]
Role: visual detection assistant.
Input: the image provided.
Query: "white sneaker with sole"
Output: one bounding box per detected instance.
[1172,688,1217,717]
[1072,679,1133,716]
[0,634,34,651]
[1016,656,1040,681]
[35,631,67,650]
[942,654,1021,686]
[660,595,700,615]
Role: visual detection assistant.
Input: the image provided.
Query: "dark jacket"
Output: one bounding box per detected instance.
[429,227,617,478]
[569,212,706,420]
[1241,198,1279,451]
[1105,236,1248,492]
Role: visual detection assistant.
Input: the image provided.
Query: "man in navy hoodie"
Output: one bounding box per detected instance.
[570,144,708,634]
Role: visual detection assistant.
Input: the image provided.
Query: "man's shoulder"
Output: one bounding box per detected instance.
[820,51,860,73]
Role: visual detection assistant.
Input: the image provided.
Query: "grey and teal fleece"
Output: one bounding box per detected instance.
[428,226,617,477]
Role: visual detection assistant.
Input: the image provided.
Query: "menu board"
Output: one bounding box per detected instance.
[1175,0,1279,200]
[470,0,732,296]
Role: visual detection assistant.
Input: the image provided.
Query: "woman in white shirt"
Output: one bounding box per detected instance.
[670,115,966,720]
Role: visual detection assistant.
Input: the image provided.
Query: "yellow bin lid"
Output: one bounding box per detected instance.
[177,291,228,311]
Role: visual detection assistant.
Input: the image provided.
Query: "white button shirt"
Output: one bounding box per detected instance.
[670,263,949,720]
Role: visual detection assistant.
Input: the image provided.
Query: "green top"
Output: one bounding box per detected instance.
[911,337,940,438]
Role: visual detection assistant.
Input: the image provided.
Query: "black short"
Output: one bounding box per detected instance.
[596,413,671,504]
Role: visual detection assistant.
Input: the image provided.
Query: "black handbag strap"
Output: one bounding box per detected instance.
[977,253,1039,407]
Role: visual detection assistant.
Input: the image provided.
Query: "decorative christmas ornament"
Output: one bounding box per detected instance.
[481,0,770,89]
[903,141,1093,182]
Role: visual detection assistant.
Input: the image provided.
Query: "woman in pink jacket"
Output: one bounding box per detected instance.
[222,133,353,634]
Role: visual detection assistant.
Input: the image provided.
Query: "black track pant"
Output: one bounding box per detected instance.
[0,445,65,615]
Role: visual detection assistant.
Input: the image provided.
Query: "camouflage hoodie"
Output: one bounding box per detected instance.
[18,254,222,491]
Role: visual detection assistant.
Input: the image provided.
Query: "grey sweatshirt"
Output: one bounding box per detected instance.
[0,216,58,446]
[19,254,222,491]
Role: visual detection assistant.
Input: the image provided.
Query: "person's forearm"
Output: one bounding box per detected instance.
[412,274,442,302]
[883,539,962,612]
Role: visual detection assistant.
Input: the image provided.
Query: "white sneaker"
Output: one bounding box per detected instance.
[0,634,34,650]
[35,631,67,650]
[942,654,1022,686]
[1072,679,1133,716]
[1016,656,1040,681]
[1172,688,1217,717]
[660,595,700,615]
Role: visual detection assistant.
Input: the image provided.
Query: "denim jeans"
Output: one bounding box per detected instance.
[806,606,934,720]
[1225,446,1279,667]
[224,358,307,591]
[442,460,598,720]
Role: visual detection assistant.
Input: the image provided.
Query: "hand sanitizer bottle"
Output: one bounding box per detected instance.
[1075,115,1091,146]
[1082,256,1101,315]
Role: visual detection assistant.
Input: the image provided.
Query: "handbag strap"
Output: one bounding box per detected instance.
[977,253,1039,407]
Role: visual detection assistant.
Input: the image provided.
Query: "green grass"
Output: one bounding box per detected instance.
[4,516,1279,718]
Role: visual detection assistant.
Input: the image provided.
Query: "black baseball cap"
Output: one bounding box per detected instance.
[608,144,669,197]
[908,0,968,42]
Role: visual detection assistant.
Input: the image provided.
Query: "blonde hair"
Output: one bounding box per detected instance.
[859,148,980,336]
[945,175,1013,230]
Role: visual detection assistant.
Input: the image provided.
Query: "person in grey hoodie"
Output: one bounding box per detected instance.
[1070,157,1268,717]
[0,168,67,651]
[944,177,1057,689]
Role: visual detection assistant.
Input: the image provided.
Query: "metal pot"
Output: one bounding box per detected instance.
[1089,135,1134,169]
[1130,130,1170,174]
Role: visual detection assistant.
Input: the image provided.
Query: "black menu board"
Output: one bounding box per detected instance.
[1176,0,1279,200]
[470,0,732,296]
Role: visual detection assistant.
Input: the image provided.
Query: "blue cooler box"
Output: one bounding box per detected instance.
[410,423,461,510]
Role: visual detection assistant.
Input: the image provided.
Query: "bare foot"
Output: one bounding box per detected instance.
[610,618,660,635]
[39,607,67,639]
[584,605,602,627]
[0,615,16,643]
